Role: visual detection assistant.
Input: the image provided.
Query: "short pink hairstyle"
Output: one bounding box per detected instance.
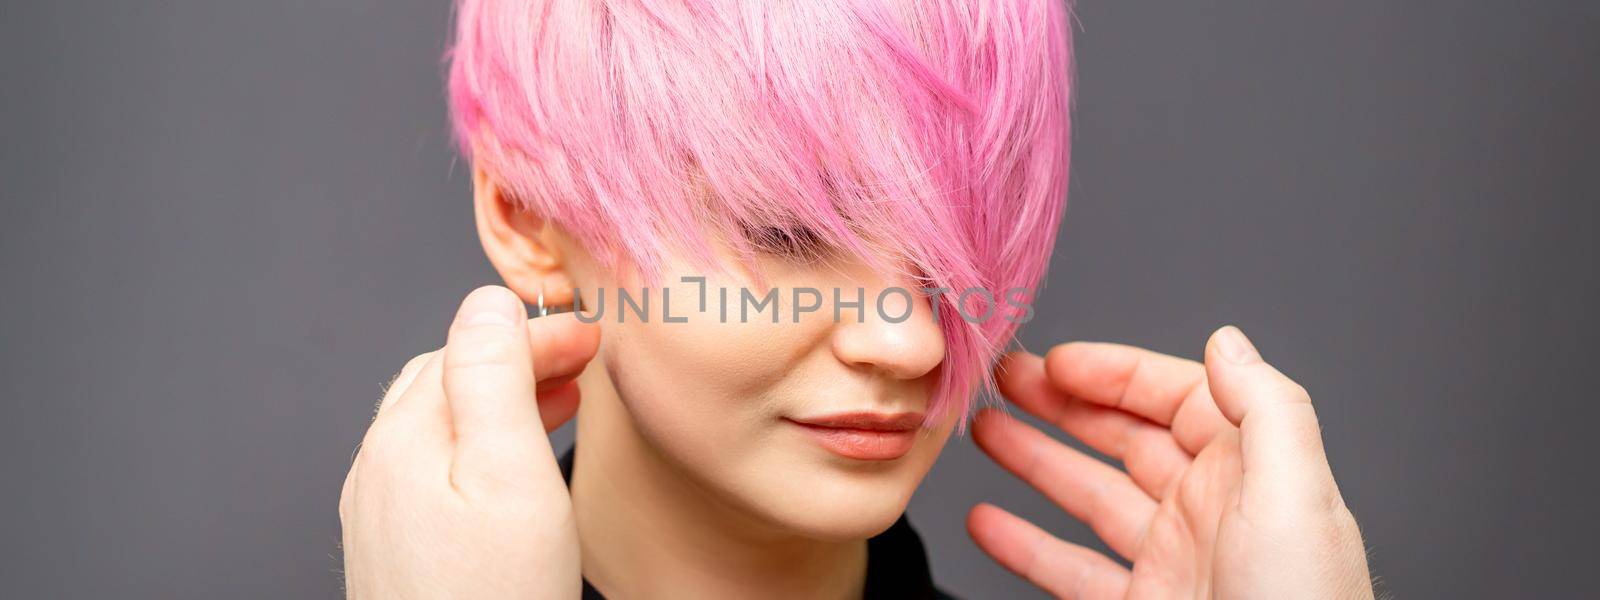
[445,0,1075,427]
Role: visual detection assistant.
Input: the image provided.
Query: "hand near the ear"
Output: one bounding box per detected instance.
[970,327,1373,599]
[339,286,599,599]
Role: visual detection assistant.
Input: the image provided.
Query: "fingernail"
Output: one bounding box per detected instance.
[1217,325,1260,364]
[461,287,519,327]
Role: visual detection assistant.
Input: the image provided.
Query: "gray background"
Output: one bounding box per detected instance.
[2,1,1595,598]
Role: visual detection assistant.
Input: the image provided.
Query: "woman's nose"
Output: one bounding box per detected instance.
[828,285,946,381]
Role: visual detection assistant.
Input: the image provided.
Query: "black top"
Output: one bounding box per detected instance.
[557,445,959,599]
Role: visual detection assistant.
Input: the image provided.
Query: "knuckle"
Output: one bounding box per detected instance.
[1333,505,1366,544]
[1042,343,1074,368]
[355,428,399,470]
[404,350,436,371]
[447,331,522,370]
[1315,485,1354,520]
[1313,509,1361,555]
[338,478,356,521]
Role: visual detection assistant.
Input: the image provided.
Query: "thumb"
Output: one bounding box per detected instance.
[442,285,561,494]
[1204,326,1344,516]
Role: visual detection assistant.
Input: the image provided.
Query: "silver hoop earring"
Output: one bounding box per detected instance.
[536,285,549,318]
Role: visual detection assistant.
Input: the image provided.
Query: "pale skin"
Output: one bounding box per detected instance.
[968,336,1374,599]
[339,164,1374,599]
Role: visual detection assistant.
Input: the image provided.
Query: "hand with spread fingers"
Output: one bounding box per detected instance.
[338,286,599,599]
[969,326,1373,599]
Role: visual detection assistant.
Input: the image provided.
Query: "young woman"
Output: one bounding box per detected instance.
[338,1,1375,598]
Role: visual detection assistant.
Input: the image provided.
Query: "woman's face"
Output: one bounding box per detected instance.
[554,227,959,541]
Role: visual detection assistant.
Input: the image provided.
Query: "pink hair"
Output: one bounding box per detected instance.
[445,0,1075,429]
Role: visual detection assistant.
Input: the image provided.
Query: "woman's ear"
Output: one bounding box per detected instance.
[471,162,576,307]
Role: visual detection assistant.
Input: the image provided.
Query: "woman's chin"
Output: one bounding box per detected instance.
[737,469,922,542]
[774,500,911,542]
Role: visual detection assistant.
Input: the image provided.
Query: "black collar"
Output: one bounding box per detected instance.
[557,445,958,599]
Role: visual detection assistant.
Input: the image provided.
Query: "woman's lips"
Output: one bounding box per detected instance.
[785,411,923,461]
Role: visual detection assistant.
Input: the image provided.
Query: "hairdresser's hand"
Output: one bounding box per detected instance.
[969,326,1372,599]
[339,286,599,599]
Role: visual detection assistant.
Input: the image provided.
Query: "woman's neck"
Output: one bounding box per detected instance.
[568,367,868,600]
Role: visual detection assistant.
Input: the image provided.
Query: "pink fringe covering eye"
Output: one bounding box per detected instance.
[445,0,1076,430]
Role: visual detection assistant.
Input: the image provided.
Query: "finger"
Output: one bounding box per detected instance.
[350,351,451,509]
[442,285,560,493]
[1168,379,1232,455]
[387,348,448,424]
[536,379,581,433]
[972,408,1158,560]
[1203,326,1343,515]
[997,353,1193,499]
[375,350,454,459]
[526,313,600,433]
[374,350,436,419]
[350,351,435,489]
[968,503,1130,600]
[527,312,599,389]
[1040,343,1234,454]
[393,304,599,438]
[1060,400,1192,500]
[1041,342,1201,423]
[527,314,598,432]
